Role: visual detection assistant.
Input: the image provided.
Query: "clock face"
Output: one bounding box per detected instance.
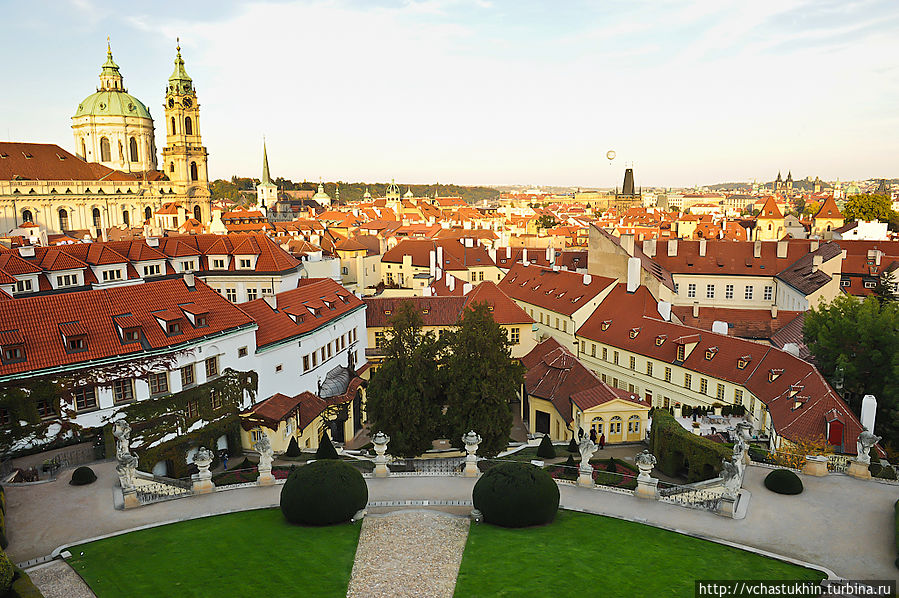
[168,98,175,108]
[183,98,192,108]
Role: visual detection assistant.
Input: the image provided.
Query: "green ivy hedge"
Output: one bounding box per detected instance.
[6,566,43,598]
[648,408,731,482]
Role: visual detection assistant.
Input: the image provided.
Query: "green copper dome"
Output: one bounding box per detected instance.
[74,90,152,119]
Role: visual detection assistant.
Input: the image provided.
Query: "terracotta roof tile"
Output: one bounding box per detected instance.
[498,263,616,316]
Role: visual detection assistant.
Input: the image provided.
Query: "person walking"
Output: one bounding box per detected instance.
[578,427,585,441]
[589,428,597,444]
[599,433,605,450]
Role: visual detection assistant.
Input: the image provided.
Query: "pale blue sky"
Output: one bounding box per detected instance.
[2,0,897,187]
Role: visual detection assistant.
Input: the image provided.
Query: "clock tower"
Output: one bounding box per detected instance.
[161,40,211,218]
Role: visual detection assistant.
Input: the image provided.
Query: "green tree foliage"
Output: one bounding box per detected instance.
[536,434,556,459]
[315,430,339,460]
[804,294,899,446]
[873,270,899,305]
[443,302,525,457]
[535,214,559,229]
[843,194,895,223]
[365,302,445,457]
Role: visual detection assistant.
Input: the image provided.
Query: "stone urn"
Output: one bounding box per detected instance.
[256,433,275,486]
[191,446,216,494]
[462,430,482,477]
[372,431,391,478]
[634,450,659,500]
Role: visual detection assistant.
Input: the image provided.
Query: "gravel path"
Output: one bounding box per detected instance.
[346,510,470,598]
[25,560,95,598]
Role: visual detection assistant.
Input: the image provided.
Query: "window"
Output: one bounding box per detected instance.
[628,416,640,434]
[687,283,696,298]
[57,274,77,287]
[92,207,101,228]
[14,279,32,293]
[562,320,567,333]
[211,388,222,410]
[717,383,725,401]
[113,379,134,403]
[602,347,608,361]
[275,364,283,372]
[375,332,385,349]
[676,345,685,361]
[122,210,130,226]
[212,258,225,269]
[706,284,715,299]
[246,288,258,302]
[864,281,877,289]
[341,267,349,275]
[37,399,55,419]
[73,386,97,411]
[479,271,484,282]
[167,322,181,335]
[646,361,653,376]
[664,367,672,382]
[629,356,636,370]
[749,400,755,415]
[225,288,237,303]
[303,355,310,371]
[674,283,679,295]
[239,259,251,269]
[613,351,619,365]
[327,343,332,359]
[67,337,86,352]
[320,347,326,362]
[555,317,560,329]
[100,136,111,161]
[149,372,168,395]
[840,279,851,287]
[312,352,318,367]
[143,264,161,277]
[190,161,198,181]
[610,416,622,434]
[179,260,194,272]
[187,400,199,418]
[205,356,219,379]
[185,116,193,136]
[510,328,520,345]
[238,346,248,358]
[591,344,596,357]
[195,315,207,327]
[734,389,743,405]
[764,286,773,301]
[699,378,708,394]
[102,269,123,282]
[744,285,754,300]
[129,137,139,162]
[725,284,734,299]
[59,209,69,230]
[684,373,692,389]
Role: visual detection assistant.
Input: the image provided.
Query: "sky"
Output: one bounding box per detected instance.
[1,0,898,188]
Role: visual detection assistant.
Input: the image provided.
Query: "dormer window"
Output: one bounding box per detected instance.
[68,337,86,351]
[676,345,685,361]
[768,368,783,382]
[705,347,718,360]
[143,264,161,277]
[2,345,24,363]
[212,258,226,269]
[102,269,123,282]
[123,329,140,343]
[195,315,208,327]
[629,327,640,339]
[168,322,181,334]
[737,355,751,370]
[601,320,612,331]
[239,259,252,269]
[789,384,802,397]
[655,335,667,346]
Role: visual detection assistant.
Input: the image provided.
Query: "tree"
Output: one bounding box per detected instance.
[443,302,525,457]
[365,302,444,457]
[873,270,899,305]
[843,194,894,223]
[535,214,559,229]
[804,294,899,446]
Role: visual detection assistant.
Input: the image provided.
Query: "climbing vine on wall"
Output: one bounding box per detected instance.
[648,408,732,482]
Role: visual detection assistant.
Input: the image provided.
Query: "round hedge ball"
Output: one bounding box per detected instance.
[69,466,97,486]
[764,469,803,495]
[280,459,368,526]
[473,462,560,528]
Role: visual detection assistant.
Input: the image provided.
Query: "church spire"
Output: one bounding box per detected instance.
[261,139,272,185]
[99,37,124,91]
[168,38,193,94]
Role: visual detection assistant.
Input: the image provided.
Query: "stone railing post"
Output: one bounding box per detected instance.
[372,432,390,478]
[256,434,275,486]
[577,436,598,487]
[462,431,481,477]
[191,447,216,494]
[634,450,659,499]
[802,455,829,477]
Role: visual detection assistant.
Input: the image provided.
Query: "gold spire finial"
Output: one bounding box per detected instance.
[176,36,181,53]
[107,36,111,53]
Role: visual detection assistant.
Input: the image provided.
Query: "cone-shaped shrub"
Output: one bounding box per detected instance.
[315,430,339,460]
[280,459,368,525]
[473,462,559,527]
[285,437,301,457]
[536,434,556,459]
[764,469,803,495]
[564,454,576,468]
[567,437,578,453]
[69,466,97,486]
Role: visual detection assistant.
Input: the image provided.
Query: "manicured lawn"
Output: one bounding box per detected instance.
[454,510,825,597]
[68,508,361,598]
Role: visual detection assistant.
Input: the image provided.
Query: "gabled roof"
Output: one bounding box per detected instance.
[463,281,532,325]
[498,263,616,317]
[0,142,146,182]
[814,196,843,220]
[757,196,783,219]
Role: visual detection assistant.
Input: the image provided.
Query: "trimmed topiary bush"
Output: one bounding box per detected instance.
[764,469,803,495]
[567,437,578,453]
[315,430,339,460]
[472,462,560,528]
[536,434,556,459]
[564,454,576,468]
[0,551,14,593]
[285,437,301,458]
[280,459,368,526]
[70,466,97,486]
[230,457,257,470]
[877,465,898,480]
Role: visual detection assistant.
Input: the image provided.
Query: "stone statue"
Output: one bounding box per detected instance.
[720,458,742,498]
[112,419,138,490]
[635,450,657,481]
[256,433,273,472]
[856,428,881,465]
[577,436,598,470]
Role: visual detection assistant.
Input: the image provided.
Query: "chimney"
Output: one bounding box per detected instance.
[17,246,35,258]
[667,239,678,257]
[146,237,159,247]
[184,273,195,288]
[776,240,788,259]
[506,246,511,259]
[488,247,496,264]
[583,273,592,285]
[698,238,707,257]
[657,301,672,321]
[812,255,822,273]
[712,321,728,335]
[545,246,552,263]
[422,286,432,297]
[692,302,699,318]
[771,305,778,318]
[463,282,472,295]
[753,240,761,258]
[620,233,635,256]
[642,239,657,258]
[429,249,436,278]
[437,246,444,269]
[522,248,528,265]
[449,277,455,291]
[626,256,641,293]
[810,240,819,252]
[876,250,882,266]
[264,295,277,310]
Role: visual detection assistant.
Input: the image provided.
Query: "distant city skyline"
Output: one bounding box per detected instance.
[2,0,897,188]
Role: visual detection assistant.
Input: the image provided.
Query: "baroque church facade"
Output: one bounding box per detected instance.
[0,41,211,237]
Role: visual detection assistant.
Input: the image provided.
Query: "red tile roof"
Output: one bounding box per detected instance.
[498,263,616,316]
[364,296,468,327]
[0,278,255,377]
[757,196,783,219]
[671,306,803,340]
[814,197,842,219]
[0,142,147,182]
[463,281,533,325]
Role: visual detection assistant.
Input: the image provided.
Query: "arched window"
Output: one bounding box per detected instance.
[169,162,175,173]
[190,161,198,181]
[118,140,124,161]
[767,223,772,231]
[591,417,603,435]
[170,117,176,135]
[59,209,69,230]
[610,416,622,434]
[129,137,139,162]
[185,117,193,135]
[122,210,130,226]
[100,137,111,162]
[92,207,101,228]
[194,205,201,221]
[628,415,641,434]
[145,206,152,221]
[80,139,87,159]
[21,209,33,223]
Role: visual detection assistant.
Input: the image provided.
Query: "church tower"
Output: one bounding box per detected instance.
[161,40,211,217]
[256,141,277,214]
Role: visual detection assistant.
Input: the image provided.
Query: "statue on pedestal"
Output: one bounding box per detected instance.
[856,428,881,465]
[112,419,138,490]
